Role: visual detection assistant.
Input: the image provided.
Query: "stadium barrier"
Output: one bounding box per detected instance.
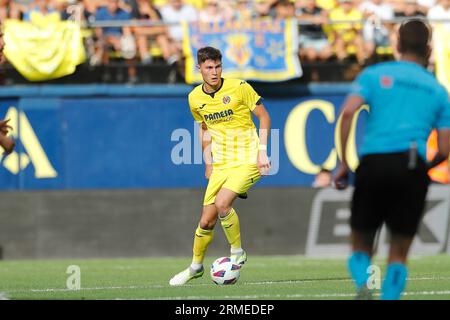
[0,185,449,259]
[0,84,448,259]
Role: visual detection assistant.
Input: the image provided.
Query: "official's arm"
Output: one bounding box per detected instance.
[427,129,450,170]
[334,95,365,189]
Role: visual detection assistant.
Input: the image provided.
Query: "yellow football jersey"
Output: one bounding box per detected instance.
[329,7,363,42]
[188,78,261,169]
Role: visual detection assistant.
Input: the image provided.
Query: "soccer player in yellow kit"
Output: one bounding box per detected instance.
[169,46,271,286]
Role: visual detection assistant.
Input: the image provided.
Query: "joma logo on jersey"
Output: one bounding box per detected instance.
[204,109,234,121]
[1,106,57,178]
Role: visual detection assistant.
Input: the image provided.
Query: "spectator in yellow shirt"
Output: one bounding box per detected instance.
[329,0,366,63]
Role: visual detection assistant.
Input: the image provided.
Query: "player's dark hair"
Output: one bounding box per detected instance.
[197,47,222,64]
[398,19,431,58]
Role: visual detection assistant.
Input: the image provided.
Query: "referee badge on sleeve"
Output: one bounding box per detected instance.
[380,76,393,89]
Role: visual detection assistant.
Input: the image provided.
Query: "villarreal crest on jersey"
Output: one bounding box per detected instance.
[188,78,261,169]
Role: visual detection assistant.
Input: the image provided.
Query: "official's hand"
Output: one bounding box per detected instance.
[333,163,349,190]
[257,150,271,176]
[205,164,213,179]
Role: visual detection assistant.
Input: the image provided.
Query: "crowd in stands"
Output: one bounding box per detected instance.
[0,0,449,83]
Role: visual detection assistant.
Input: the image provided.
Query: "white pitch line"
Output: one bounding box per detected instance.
[7,279,349,293]
[6,276,450,294]
[153,293,357,300]
[29,285,164,293]
[4,279,352,293]
[0,292,9,300]
[403,290,450,296]
[155,290,450,300]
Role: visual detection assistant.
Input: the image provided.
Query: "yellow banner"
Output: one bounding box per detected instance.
[430,25,450,184]
[3,13,85,82]
[434,24,450,93]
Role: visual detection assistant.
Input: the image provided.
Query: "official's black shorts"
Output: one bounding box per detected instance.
[351,152,430,237]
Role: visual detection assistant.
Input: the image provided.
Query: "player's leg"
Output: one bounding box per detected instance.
[348,155,384,298]
[192,204,219,269]
[380,234,413,300]
[218,165,261,265]
[348,229,378,299]
[215,187,243,261]
[381,153,429,300]
[169,170,226,286]
[169,205,219,286]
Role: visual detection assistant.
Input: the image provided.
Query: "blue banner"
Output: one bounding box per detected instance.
[183,19,302,84]
[0,84,369,190]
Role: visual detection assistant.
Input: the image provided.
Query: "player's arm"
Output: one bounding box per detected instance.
[189,95,211,179]
[199,121,213,179]
[252,103,271,175]
[0,119,15,154]
[334,95,365,190]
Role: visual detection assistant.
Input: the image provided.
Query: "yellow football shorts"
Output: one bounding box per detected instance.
[203,164,261,205]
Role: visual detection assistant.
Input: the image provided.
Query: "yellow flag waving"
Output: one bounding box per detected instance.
[434,24,450,92]
[3,13,85,81]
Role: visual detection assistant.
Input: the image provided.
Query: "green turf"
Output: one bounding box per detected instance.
[1,255,450,300]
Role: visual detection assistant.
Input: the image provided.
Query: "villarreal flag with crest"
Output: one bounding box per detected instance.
[183,18,302,84]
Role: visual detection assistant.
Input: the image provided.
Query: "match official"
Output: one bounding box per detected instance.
[334,19,450,300]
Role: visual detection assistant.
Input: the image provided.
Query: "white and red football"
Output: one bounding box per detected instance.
[210,257,241,285]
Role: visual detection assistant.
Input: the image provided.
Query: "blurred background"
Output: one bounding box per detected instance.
[0,0,449,261]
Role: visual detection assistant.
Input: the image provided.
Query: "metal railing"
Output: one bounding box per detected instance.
[83,17,450,28]
[60,4,450,29]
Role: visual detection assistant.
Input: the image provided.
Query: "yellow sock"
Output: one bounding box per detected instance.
[220,208,241,250]
[192,225,214,264]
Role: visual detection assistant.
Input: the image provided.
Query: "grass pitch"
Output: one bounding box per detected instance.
[1,255,450,300]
